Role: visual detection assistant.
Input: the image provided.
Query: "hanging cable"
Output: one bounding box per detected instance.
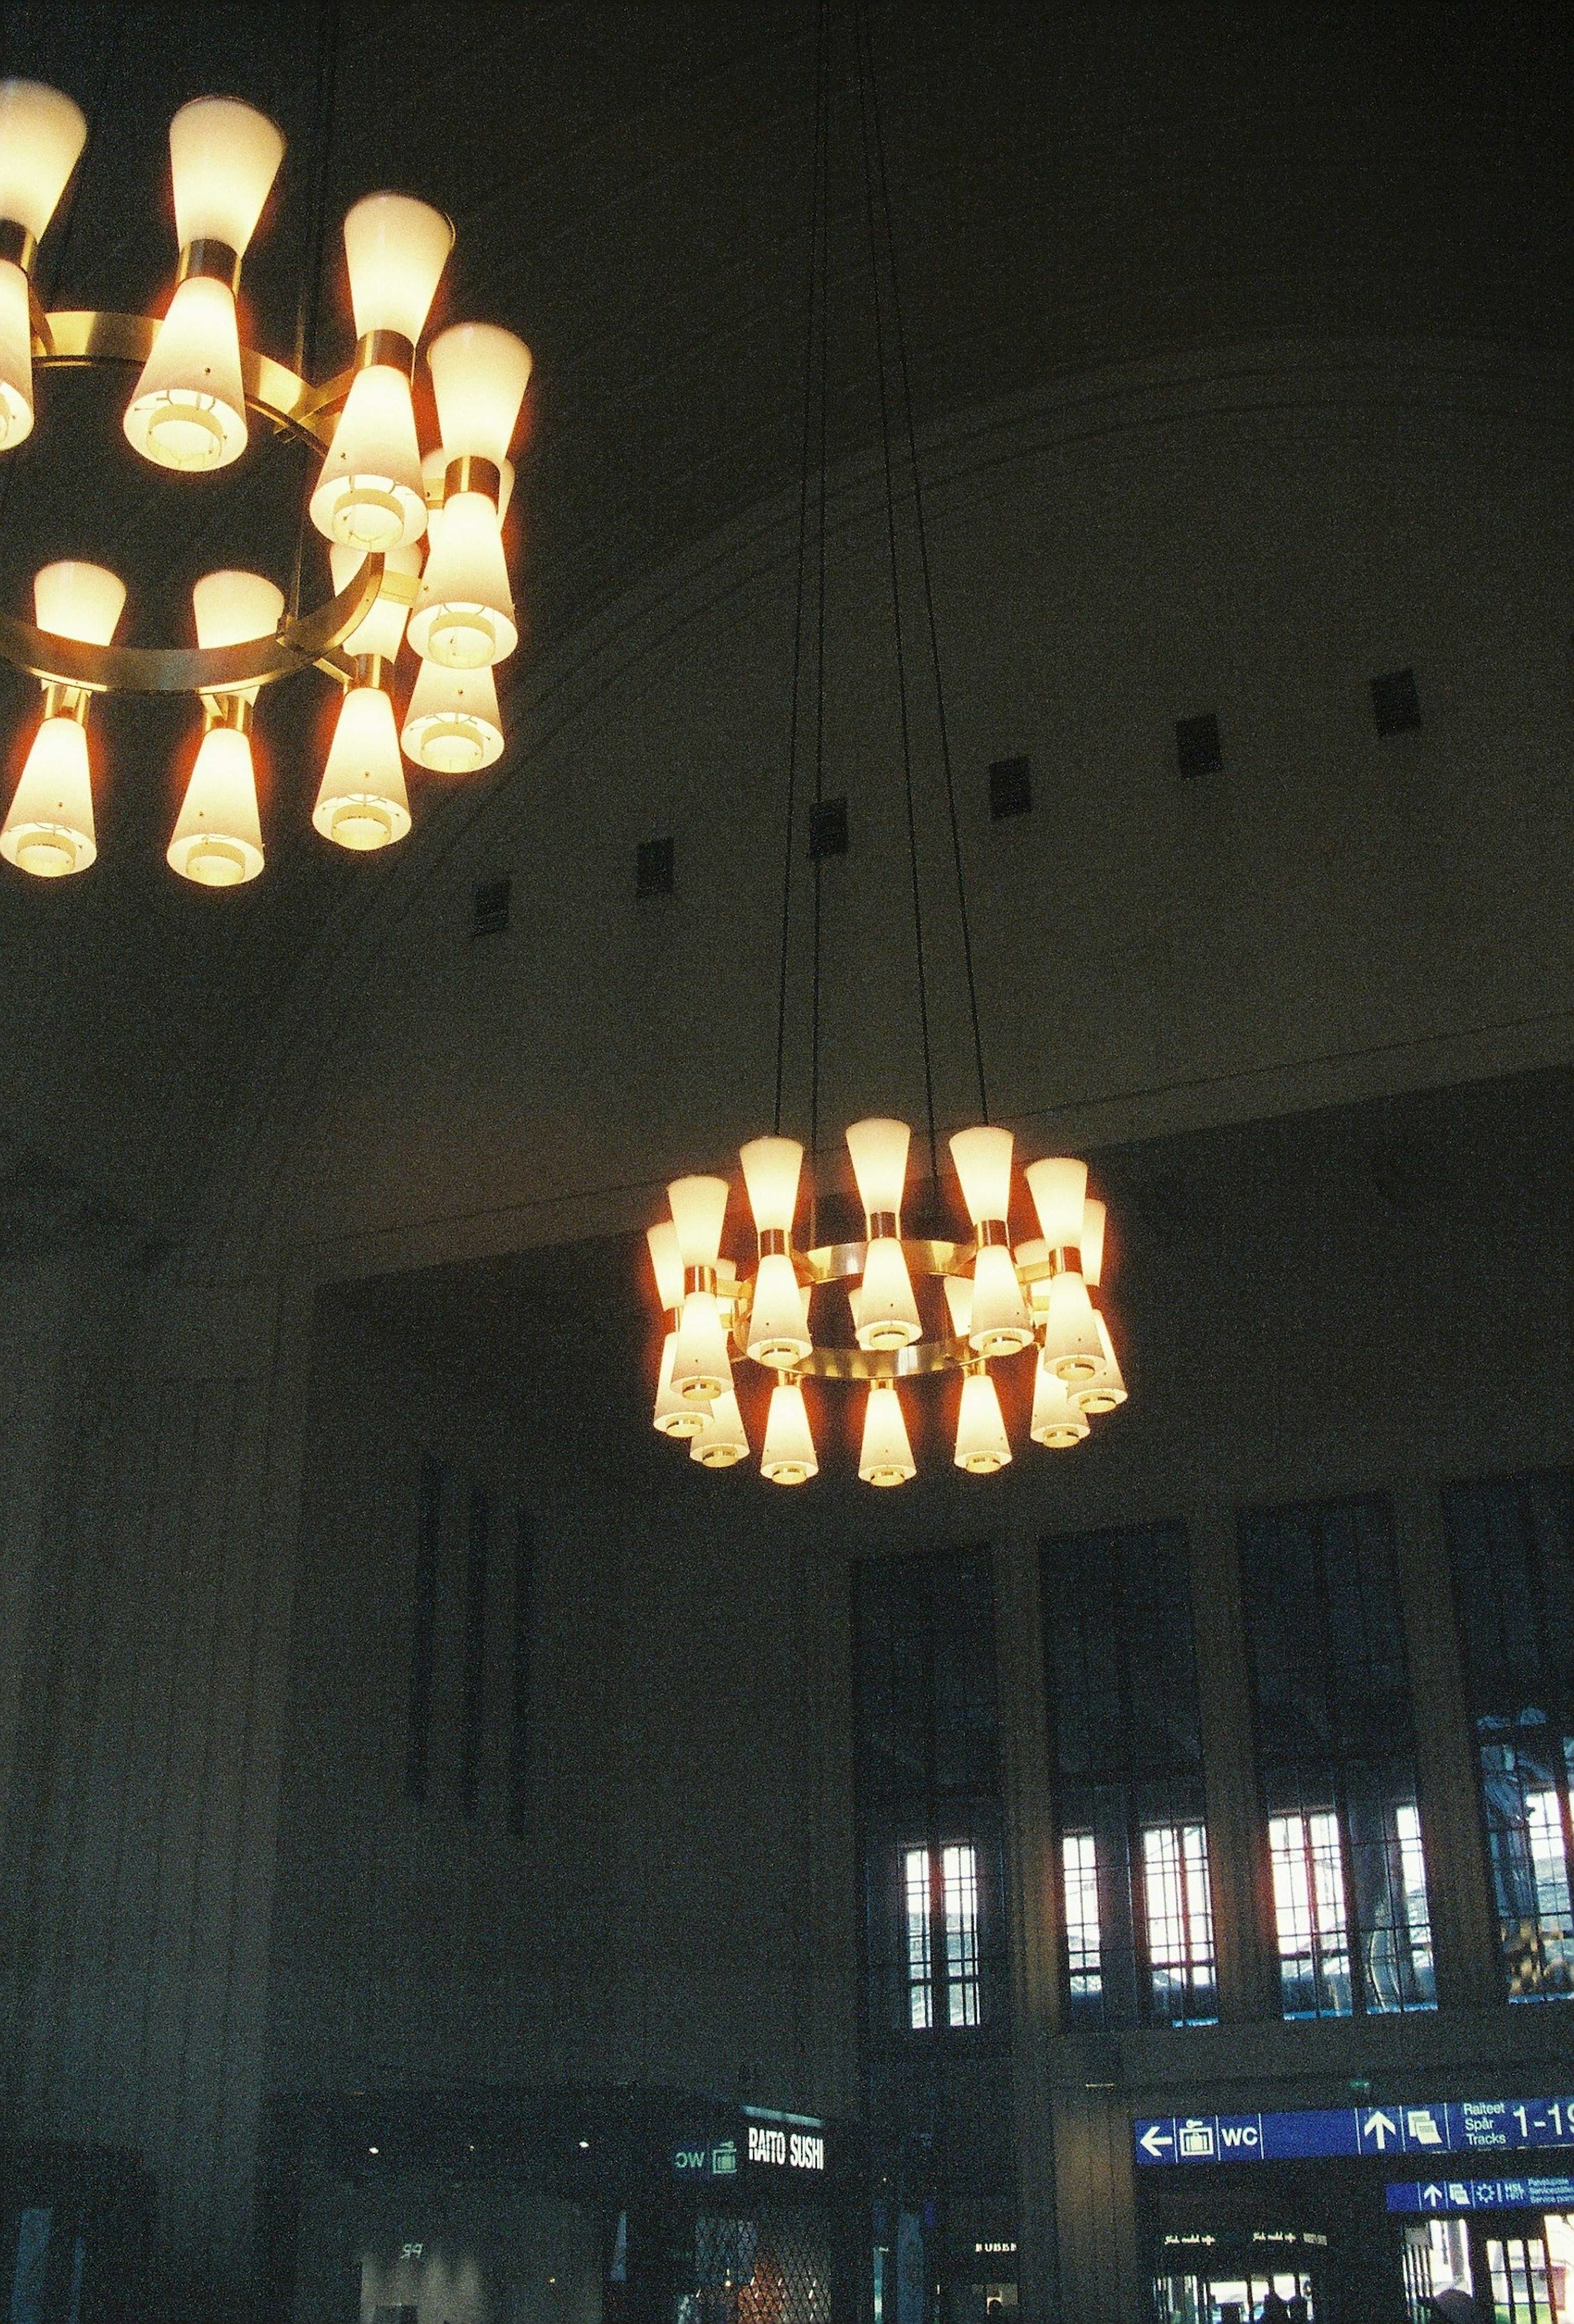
[808,3,832,1192]
[774,0,831,1136]
[863,0,991,1125]
[855,0,938,1188]
[288,0,341,622]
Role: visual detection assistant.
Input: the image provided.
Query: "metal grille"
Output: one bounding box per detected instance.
[682,2212,834,2324]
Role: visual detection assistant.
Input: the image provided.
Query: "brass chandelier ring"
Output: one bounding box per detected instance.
[723,1234,1058,1380]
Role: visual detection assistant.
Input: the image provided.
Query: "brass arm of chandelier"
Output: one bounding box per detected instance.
[30,311,357,450]
[0,553,386,697]
[782,1336,974,1383]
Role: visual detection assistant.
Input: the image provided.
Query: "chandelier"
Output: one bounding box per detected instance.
[641,3,1127,1486]
[0,81,528,886]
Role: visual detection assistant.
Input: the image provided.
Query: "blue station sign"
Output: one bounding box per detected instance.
[1387,2178,1574,2215]
[1135,2097,1574,2168]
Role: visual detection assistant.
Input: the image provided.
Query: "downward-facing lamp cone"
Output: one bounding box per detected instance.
[859,1381,917,1487]
[407,323,532,669]
[647,1223,707,1439]
[846,1117,922,1350]
[950,1124,1033,1355]
[0,559,125,876]
[401,657,503,773]
[124,98,285,472]
[0,80,87,449]
[310,193,453,550]
[691,1388,748,1468]
[312,684,410,852]
[668,1174,732,1403]
[955,1366,1011,1474]
[739,1135,812,1367]
[761,1377,818,1484]
[166,569,282,886]
[1030,1359,1089,1448]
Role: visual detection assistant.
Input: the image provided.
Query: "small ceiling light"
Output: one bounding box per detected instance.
[401,658,504,774]
[311,193,453,550]
[955,1366,1011,1475]
[0,559,124,877]
[858,1381,916,1488]
[124,98,284,471]
[950,1125,1033,1356]
[408,323,532,668]
[312,682,411,852]
[690,1387,748,1468]
[846,1119,922,1351]
[0,80,86,448]
[761,1376,817,1484]
[1030,1359,1089,1449]
[740,1136,813,1366]
[667,1175,732,1404]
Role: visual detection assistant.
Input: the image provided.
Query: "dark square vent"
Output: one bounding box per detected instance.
[1371,668,1421,736]
[808,797,848,859]
[471,876,511,937]
[1175,713,1222,779]
[636,836,675,897]
[989,756,1032,820]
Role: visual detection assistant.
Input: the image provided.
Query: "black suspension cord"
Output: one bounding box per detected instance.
[864,2,991,1125]
[808,10,832,1187]
[773,0,830,1137]
[855,0,938,1188]
[288,0,341,622]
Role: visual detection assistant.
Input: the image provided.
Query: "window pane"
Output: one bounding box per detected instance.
[1481,1734,1574,1998]
[1062,1831,1102,2017]
[1270,1807,1351,2018]
[943,1843,982,2027]
[1142,1821,1218,2026]
[905,1846,933,2029]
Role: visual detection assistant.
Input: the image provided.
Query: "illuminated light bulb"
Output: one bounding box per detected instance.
[1042,1267,1103,1385]
[310,193,453,549]
[0,82,87,450]
[846,1118,921,1351]
[167,724,262,886]
[761,1378,818,1485]
[690,1388,748,1469]
[1025,1155,1089,1249]
[123,99,284,473]
[407,489,514,668]
[653,1330,706,1438]
[0,713,95,876]
[1030,1359,1090,1449]
[400,657,504,774]
[954,1368,1011,1475]
[330,540,421,662]
[645,1219,684,1315]
[311,684,411,851]
[169,570,282,884]
[1081,1198,1107,1289]
[950,1124,1033,1355]
[859,1382,916,1488]
[740,1136,812,1367]
[1071,1309,1128,1416]
[1,559,125,878]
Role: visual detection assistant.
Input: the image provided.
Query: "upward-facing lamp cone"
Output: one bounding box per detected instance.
[0,81,88,450]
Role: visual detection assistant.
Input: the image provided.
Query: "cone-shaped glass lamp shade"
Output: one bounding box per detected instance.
[343,191,453,343]
[0,260,36,449]
[192,567,284,701]
[690,1388,748,1468]
[0,713,95,875]
[747,1251,812,1368]
[310,362,428,550]
[167,724,263,886]
[124,274,248,470]
[653,1330,706,1438]
[761,1379,817,1485]
[855,1234,922,1351]
[859,1383,916,1488]
[667,1175,728,1269]
[671,1292,731,1404]
[400,657,504,773]
[1030,1358,1090,1448]
[1042,1268,1103,1383]
[950,1124,1014,1224]
[311,684,411,851]
[645,1219,684,1314]
[1081,1198,1107,1288]
[1071,1309,1128,1415]
[330,540,420,662]
[406,491,516,667]
[968,1239,1033,1356]
[34,559,126,645]
[428,322,532,463]
[739,1135,803,1235]
[0,80,87,241]
[846,1116,910,1218]
[168,95,283,251]
[955,1369,1011,1474]
[1026,1155,1089,1247]
[943,1274,973,1340]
